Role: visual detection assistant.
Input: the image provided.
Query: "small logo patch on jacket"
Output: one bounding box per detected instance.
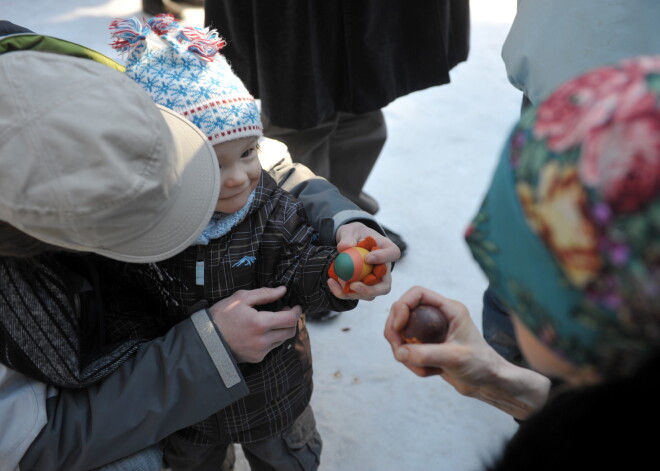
[232,256,257,267]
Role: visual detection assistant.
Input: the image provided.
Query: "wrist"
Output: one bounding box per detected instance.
[474,354,551,420]
[332,211,384,242]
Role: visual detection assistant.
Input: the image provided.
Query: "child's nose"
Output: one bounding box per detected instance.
[223,166,249,187]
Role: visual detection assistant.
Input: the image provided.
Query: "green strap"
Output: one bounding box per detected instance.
[0,34,125,71]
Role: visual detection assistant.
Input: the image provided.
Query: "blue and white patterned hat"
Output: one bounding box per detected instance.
[110,15,262,146]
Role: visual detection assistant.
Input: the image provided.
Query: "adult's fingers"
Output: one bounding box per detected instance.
[237,285,288,307]
[260,306,303,356]
[384,299,411,352]
[395,286,468,323]
[265,324,299,349]
[389,298,413,332]
[259,304,303,331]
[396,285,441,311]
[395,343,453,368]
[394,343,455,378]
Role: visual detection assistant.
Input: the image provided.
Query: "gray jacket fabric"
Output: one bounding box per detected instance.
[0,365,48,471]
[257,137,383,245]
[502,0,660,105]
[20,311,247,471]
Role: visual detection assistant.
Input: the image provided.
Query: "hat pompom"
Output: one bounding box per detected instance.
[109,17,149,54]
[148,14,179,36]
[178,26,226,62]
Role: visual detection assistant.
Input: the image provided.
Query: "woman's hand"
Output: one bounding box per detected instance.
[327,222,400,300]
[385,286,496,384]
[385,286,551,420]
[208,286,302,363]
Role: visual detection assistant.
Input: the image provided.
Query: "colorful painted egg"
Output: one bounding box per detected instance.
[333,246,373,282]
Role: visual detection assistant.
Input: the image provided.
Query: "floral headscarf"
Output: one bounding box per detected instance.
[466,56,660,378]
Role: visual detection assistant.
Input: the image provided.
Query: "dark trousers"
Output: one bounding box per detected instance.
[262,110,387,210]
[163,406,322,471]
[481,285,526,367]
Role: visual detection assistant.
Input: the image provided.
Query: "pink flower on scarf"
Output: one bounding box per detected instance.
[533,58,660,212]
[585,117,660,213]
[533,61,655,152]
[622,55,660,75]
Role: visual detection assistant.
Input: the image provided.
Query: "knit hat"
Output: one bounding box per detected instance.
[110,15,262,146]
[0,50,220,263]
[465,55,660,379]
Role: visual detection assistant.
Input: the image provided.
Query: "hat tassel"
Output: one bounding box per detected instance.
[178,26,226,62]
[109,17,150,54]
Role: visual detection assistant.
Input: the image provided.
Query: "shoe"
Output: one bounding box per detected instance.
[306,310,342,322]
[142,0,184,18]
[382,225,407,257]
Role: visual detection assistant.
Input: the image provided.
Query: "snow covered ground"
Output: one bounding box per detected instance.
[1,0,524,469]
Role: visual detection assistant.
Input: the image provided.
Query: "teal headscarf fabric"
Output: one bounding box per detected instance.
[466,56,660,378]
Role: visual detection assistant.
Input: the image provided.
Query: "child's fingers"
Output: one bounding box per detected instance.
[327,277,349,299]
[364,245,398,265]
[349,280,386,300]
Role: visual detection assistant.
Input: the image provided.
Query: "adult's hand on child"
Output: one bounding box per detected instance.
[328,222,399,300]
[208,286,302,363]
[384,286,550,420]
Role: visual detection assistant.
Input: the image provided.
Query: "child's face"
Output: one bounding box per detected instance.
[213,137,261,213]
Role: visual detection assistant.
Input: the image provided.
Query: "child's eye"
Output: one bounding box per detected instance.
[241,148,256,159]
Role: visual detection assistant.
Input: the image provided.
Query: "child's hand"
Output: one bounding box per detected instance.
[335,222,401,266]
[330,222,399,300]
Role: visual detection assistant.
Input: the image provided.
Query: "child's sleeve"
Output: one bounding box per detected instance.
[259,192,358,314]
[259,137,384,245]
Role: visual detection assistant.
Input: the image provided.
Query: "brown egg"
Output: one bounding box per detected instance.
[401,304,448,344]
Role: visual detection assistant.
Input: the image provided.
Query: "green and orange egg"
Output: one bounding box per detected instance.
[333,246,373,283]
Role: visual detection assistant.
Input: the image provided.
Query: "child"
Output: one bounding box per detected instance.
[109,15,380,470]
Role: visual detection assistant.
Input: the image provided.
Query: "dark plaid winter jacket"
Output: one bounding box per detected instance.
[110,170,357,444]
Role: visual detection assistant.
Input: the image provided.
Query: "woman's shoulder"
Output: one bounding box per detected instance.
[487,353,660,470]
